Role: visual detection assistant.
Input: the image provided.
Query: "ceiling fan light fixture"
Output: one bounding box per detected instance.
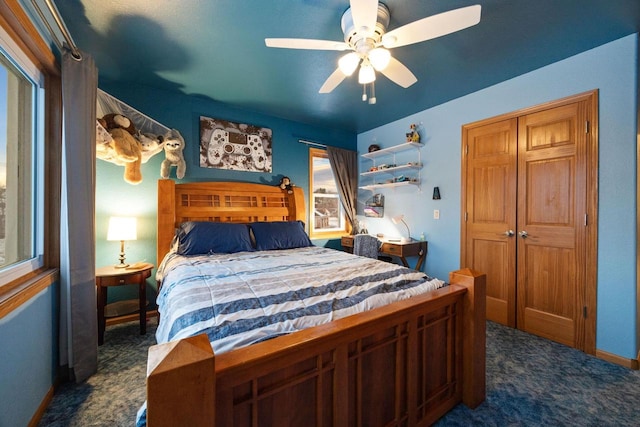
[358,63,376,84]
[338,52,360,76]
[369,47,391,71]
[265,2,481,97]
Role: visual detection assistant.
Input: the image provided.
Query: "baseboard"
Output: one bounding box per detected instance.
[105,309,158,327]
[596,349,639,370]
[28,385,54,427]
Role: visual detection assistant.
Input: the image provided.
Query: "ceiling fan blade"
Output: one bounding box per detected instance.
[382,5,481,49]
[350,0,379,36]
[319,68,347,93]
[379,57,417,88]
[265,38,349,51]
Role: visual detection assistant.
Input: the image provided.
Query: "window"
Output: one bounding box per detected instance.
[309,147,346,237]
[0,27,45,285]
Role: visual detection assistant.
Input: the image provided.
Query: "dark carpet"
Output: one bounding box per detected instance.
[436,323,640,426]
[39,321,155,426]
[39,321,640,426]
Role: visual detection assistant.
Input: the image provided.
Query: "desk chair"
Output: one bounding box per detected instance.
[353,234,380,259]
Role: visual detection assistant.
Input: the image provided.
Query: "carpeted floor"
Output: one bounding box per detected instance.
[39,321,640,426]
[436,323,640,426]
[39,322,155,426]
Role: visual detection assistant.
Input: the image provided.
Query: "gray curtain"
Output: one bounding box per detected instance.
[59,49,98,381]
[326,146,358,234]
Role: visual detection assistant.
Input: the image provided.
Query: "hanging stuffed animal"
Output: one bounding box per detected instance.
[160,130,186,179]
[137,132,165,163]
[98,113,143,184]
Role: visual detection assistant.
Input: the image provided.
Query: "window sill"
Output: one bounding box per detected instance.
[310,231,349,240]
[0,267,59,319]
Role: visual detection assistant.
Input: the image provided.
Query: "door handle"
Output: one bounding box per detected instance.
[518,230,528,238]
[504,230,514,237]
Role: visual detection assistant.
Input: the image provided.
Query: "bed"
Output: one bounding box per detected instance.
[145,179,486,427]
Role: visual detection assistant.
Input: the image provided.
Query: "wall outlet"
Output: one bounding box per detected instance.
[434,209,440,220]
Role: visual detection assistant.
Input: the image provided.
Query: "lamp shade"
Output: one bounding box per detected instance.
[369,48,391,71]
[338,52,360,76]
[358,63,376,84]
[107,216,137,241]
[391,214,404,224]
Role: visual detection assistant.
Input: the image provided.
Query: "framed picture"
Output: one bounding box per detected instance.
[199,116,272,172]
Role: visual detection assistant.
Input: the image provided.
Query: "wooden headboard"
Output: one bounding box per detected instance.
[157,179,306,264]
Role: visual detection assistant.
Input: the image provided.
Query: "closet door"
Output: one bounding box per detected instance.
[516,101,587,347]
[461,119,517,327]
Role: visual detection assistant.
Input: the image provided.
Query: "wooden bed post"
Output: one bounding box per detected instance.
[147,334,215,427]
[450,268,486,408]
[157,179,176,266]
[289,186,306,225]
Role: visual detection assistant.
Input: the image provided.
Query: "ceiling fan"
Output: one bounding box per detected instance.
[265,0,481,103]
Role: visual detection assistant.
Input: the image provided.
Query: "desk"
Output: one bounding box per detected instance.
[341,236,427,271]
[96,262,153,345]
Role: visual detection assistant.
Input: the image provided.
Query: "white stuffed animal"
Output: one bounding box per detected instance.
[138,131,165,164]
[160,130,186,179]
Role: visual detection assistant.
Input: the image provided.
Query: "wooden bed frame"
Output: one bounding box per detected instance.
[148,179,486,427]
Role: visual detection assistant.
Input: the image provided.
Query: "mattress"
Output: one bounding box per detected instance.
[155,246,445,353]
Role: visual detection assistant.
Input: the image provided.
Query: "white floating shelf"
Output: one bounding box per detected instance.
[361,141,423,159]
[360,163,422,177]
[359,180,420,191]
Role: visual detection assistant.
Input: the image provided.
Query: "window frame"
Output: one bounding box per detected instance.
[308,147,348,239]
[0,37,45,282]
[0,0,61,319]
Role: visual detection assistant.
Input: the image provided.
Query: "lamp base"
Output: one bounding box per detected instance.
[400,237,412,244]
[115,243,128,268]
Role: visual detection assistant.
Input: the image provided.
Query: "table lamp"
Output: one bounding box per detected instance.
[107,216,137,268]
[392,214,411,243]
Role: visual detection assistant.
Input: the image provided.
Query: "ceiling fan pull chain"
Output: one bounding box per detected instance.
[369,81,377,104]
[362,84,367,102]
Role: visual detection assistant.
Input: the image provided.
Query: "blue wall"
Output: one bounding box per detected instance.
[0,285,57,426]
[357,34,638,360]
[95,82,356,303]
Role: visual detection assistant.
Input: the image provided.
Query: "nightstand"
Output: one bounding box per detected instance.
[96,262,153,345]
[341,236,427,271]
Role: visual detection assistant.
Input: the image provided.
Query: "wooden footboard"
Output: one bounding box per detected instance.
[146,268,485,427]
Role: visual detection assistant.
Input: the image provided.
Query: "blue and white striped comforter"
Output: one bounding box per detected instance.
[155,246,445,354]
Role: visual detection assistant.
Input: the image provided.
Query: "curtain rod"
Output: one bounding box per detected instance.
[31,0,82,60]
[298,139,327,149]
[298,139,357,153]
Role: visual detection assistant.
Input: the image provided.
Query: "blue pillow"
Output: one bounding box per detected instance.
[176,221,254,255]
[251,221,313,251]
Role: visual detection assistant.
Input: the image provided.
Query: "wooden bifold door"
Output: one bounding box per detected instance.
[461,91,597,353]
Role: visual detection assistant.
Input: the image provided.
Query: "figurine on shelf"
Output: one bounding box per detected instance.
[406,123,420,143]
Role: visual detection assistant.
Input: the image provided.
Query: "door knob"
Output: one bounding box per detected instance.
[504,230,514,237]
[518,230,528,238]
